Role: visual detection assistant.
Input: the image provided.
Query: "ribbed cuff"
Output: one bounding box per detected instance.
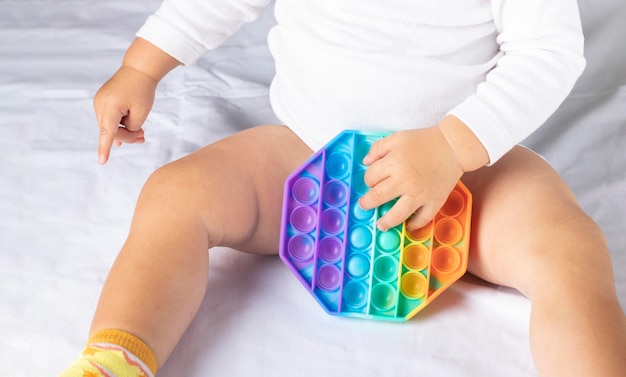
[88,329,158,376]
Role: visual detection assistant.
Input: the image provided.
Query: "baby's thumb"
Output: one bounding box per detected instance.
[120,107,149,132]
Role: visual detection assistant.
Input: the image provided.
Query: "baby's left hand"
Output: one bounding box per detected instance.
[358,127,463,231]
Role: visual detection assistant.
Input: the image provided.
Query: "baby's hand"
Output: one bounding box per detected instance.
[358,127,464,231]
[93,66,157,164]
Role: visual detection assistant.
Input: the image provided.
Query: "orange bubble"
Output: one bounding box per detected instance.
[403,244,429,271]
[434,218,462,245]
[440,189,465,218]
[432,246,461,274]
[407,222,432,243]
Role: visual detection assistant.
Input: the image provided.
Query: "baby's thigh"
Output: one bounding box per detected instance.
[460,146,604,295]
[153,125,313,254]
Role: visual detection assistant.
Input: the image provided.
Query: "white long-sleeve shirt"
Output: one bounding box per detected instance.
[137,0,586,164]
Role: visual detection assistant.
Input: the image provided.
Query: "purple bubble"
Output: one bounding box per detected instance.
[316,264,341,291]
[323,180,348,207]
[319,236,343,263]
[290,206,317,233]
[292,177,319,205]
[321,208,345,235]
[288,234,315,261]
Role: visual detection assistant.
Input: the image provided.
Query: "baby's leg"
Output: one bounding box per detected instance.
[462,146,626,377]
[88,125,313,368]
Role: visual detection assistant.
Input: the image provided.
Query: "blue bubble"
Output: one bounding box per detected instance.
[343,280,368,308]
[349,225,373,250]
[346,253,371,279]
[351,202,375,222]
[326,152,351,179]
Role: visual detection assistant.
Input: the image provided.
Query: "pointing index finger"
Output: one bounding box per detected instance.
[97,110,123,164]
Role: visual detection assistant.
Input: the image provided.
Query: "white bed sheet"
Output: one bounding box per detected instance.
[1,1,624,376]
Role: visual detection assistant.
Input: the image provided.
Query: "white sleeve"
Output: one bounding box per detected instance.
[136,0,273,65]
[448,0,586,164]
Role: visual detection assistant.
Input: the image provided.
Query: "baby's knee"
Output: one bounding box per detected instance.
[527,207,614,291]
[548,202,606,251]
[137,159,207,211]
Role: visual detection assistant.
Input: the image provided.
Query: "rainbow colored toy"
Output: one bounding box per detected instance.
[279,130,472,321]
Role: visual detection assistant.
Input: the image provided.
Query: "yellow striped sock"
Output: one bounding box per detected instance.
[59,329,158,377]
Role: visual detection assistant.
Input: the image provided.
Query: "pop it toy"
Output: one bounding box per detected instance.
[279,130,472,321]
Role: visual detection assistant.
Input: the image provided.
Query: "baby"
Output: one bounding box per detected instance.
[61,0,626,376]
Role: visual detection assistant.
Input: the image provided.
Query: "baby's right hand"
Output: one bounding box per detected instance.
[93,66,157,164]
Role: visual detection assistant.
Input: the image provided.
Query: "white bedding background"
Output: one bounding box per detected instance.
[1,1,624,376]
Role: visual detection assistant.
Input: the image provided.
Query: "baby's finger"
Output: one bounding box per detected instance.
[362,134,392,165]
[97,110,123,164]
[363,159,390,189]
[376,195,421,232]
[405,204,437,231]
[359,177,398,211]
[114,127,145,144]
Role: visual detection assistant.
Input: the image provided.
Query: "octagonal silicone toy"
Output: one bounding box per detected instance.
[279,130,472,321]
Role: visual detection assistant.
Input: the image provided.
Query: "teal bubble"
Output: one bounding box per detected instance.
[378,201,395,217]
[373,255,398,282]
[354,142,372,165]
[376,229,401,253]
[371,283,397,311]
[352,169,368,196]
